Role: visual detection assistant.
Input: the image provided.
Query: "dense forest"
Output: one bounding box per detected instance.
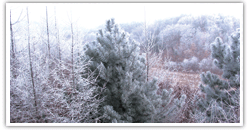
[9,5,241,123]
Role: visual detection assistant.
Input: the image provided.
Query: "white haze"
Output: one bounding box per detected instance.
[8,3,242,29]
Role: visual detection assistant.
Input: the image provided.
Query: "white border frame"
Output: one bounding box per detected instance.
[5,2,244,127]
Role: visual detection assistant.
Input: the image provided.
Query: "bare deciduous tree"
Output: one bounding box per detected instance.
[54,6,61,67]
[27,7,39,122]
[10,8,25,79]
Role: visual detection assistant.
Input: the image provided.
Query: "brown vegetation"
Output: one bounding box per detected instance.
[150,67,204,123]
[150,68,201,89]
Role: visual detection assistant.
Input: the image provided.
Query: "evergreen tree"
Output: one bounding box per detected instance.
[83,19,186,123]
[196,29,240,123]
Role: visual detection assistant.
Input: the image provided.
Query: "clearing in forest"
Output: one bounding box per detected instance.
[149,68,201,89]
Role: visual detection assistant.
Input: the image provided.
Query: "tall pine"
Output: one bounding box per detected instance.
[196,29,240,123]
[83,19,186,123]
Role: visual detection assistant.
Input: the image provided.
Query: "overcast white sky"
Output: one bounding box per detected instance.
[7,3,243,29]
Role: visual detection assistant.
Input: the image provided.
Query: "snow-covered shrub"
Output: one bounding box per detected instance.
[199,57,222,75]
[199,58,212,71]
[39,63,103,123]
[10,74,37,123]
[181,56,199,72]
[165,61,178,71]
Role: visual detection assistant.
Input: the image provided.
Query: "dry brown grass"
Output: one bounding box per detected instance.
[149,67,204,123]
[149,68,202,89]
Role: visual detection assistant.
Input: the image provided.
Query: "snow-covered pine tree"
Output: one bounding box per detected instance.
[195,29,240,123]
[83,19,186,123]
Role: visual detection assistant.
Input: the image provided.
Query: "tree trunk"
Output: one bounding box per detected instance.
[144,6,149,82]
[54,6,61,67]
[10,10,15,60]
[46,6,51,70]
[27,7,39,122]
[10,10,18,79]
[71,22,74,88]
